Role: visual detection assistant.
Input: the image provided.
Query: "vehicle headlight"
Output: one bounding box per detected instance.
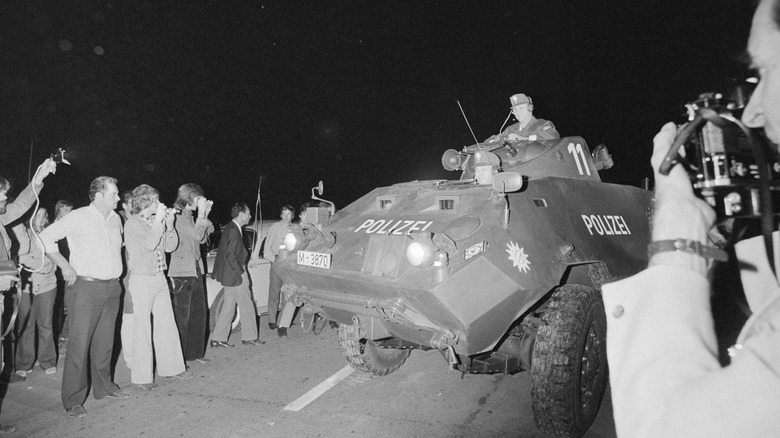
[406,232,435,267]
[284,229,309,252]
[283,232,298,252]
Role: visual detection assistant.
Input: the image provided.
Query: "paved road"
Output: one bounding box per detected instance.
[0,321,617,438]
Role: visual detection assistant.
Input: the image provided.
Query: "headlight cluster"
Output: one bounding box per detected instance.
[405,232,449,270]
[283,229,308,252]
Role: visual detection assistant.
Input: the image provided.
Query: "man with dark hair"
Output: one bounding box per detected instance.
[604,1,780,435]
[118,189,134,370]
[263,204,295,337]
[54,199,73,221]
[40,176,129,418]
[11,208,58,384]
[119,190,133,221]
[211,202,263,347]
[169,183,214,364]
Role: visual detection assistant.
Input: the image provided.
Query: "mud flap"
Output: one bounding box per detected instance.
[278,301,297,328]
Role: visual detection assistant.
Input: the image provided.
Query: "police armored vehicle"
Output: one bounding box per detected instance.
[274,136,651,437]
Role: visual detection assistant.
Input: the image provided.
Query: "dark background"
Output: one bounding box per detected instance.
[0,0,756,224]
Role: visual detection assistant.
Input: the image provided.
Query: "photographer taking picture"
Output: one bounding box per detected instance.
[603,1,780,436]
[0,157,57,434]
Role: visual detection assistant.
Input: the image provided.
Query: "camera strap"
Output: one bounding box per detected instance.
[661,108,779,284]
[0,293,20,342]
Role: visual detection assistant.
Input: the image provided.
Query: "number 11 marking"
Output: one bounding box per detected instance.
[567,143,591,176]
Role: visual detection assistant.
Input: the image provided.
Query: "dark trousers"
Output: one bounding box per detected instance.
[60,287,75,340]
[16,288,57,371]
[267,264,283,325]
[170,274,207,361]
[62,278,121,409]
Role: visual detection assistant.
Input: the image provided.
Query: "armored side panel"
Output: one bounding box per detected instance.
[273,137,651,358]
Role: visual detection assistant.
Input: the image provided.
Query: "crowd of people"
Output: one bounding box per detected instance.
[1,0,779,434]
[0,170,283,427]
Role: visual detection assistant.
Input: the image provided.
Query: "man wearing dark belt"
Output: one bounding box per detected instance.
[40,176,129,419]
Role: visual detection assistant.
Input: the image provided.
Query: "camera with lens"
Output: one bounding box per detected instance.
[50,148,70,165]
[660,83,780,219]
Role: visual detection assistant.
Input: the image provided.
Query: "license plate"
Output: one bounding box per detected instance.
[297,250,332,269]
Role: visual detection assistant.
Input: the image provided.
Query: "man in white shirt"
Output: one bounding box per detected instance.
[40,176,130,418]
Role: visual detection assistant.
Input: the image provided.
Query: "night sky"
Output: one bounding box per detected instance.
[0,0,757,224]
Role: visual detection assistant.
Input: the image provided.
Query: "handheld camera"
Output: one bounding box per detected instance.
[50,148,70,165]
[660,87,780,219]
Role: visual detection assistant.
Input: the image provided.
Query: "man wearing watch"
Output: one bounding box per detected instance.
[603,1,780,436]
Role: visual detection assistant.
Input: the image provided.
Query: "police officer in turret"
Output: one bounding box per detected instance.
[487,93,559,143]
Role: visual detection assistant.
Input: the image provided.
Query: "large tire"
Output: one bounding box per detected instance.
[337,324,410,376]
[531,285,608,438]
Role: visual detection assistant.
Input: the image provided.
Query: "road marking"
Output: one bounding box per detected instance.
[283,365,356,412]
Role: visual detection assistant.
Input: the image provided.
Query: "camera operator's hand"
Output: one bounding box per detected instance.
[203,199,213,218]
[33,158,57,185]
[154,202,168,225]
[649,122,716,275]
[164,208,177,229]
[197,197,213,218]
[0,275,19,292]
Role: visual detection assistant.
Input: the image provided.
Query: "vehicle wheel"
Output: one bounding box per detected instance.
[208,287,242,336]
[337,324,410,376]
[531,284,608,438]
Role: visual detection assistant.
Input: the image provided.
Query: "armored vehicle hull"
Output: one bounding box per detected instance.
[274,137,651,437]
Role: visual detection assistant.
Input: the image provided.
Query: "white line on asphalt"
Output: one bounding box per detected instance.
[283,365,356,412]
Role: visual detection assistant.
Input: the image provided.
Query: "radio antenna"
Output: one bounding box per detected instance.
[27,140,33,183]
[457,100,480,145]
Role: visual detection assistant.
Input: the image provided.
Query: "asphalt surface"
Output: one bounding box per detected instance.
[0,317,617,438]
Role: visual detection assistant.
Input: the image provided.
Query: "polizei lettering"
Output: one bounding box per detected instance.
[354,219,434,235]
[581,214,631,236]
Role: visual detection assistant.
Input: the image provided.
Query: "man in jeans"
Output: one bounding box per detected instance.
[168,183,214,364]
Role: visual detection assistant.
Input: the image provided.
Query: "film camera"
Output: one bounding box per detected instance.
[50,148,70,165]
[660,85,779,219]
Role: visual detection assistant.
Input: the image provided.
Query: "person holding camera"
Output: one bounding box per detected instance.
[603,1,780,436]
[0,159,57,267]
[168,183,214,364]
[125,184,190,391]
[0,159,54,433]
